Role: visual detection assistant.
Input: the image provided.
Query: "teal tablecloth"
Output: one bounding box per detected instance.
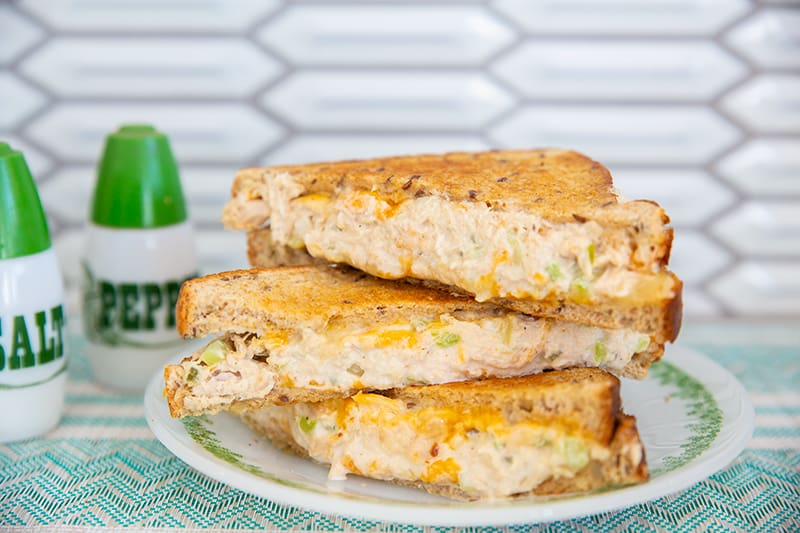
[1,323,798,532]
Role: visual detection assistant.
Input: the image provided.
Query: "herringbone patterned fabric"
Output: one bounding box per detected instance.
[1,336,798,532]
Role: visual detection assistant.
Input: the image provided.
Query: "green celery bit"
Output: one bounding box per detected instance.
[507,233,523,263]
[561,436,590,470]
[587,243,596,265]
[545,263,562,281]
[570,278,589,297]
[186,367,198,382]
[298,416,316,433]
[432,331,461,348]
[594,341,607,364]
[636,337,650,352]
[200,339,228,366]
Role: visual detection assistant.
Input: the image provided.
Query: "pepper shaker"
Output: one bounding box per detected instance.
[83,125,197,391]
[0,143,68,442]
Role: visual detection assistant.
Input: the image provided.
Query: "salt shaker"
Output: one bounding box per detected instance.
[83,125,197,391]
[0,143,68,442]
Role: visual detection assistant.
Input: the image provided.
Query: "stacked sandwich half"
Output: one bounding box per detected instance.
[163,149,682,501]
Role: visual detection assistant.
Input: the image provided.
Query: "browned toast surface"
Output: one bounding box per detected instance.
[227,149,666,227]
[176,265,484,338]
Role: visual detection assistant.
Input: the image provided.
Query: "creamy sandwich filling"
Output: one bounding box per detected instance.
[265,175,674,303]
[248,394,612,499]
[174,312,649,413]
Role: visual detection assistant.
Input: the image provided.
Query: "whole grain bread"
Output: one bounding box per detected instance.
[240,368,648,501]
[174,265,663,376]
[224,149,672,269]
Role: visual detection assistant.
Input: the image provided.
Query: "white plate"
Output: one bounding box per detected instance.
[145,346,753,527]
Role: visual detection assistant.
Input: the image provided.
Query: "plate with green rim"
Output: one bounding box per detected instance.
[144,346,753,526]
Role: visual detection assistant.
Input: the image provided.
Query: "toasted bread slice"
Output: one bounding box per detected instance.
[163,266,662,417]
[241,368,648,501]
[224,149,682,342]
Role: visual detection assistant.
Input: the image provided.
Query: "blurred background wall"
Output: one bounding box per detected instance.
[0,0,798,319]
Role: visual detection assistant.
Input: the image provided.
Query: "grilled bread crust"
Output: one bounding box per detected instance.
[240,368,648,501]
[224,149,672,268]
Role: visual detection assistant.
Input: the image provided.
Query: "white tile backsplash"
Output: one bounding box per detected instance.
[19,0,280,32]
[612,170,736,227]
[725,9,800,68]
[21,38,282,98]
[0,3,43,65]
[492,0,750,35]
[712,202,800,256]
[0,72,46,129]
[710,262,800,315]
[490,106,741,164]
[25,103,284,162]
[262,71,515,130]
[723,75,800,133]
[492,41,744,101]
[263,135,489,166]
[259,5,514,66]
[717,140,800,195]
[1,1,798,319]
[669,230,732,284]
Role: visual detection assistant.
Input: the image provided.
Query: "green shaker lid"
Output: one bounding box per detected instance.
[91,124,188,228]
[0,142,51,259]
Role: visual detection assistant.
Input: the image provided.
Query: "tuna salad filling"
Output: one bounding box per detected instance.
[247,394,613,500]
[173,312,650,413]
[265,177,675,303]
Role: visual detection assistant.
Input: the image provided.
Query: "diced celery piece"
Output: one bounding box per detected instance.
[186,367,198,382]
[432,331,460,348]
[298,416,316,433]
[200,339,228,366]
[594,341,607,364]
[561,436,590,470]
[546,263,562,281]
[635,337,650,352]
[570,278,589,297]
[587,243,596,265]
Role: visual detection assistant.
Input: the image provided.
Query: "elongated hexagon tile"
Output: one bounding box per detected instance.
[669,230,732,284]
[0,135,52,178]
[710,261,800,315]
[258,5,514,66]
[492,41,744,101]
[39,166,237,227]
[722,75,800,133]
[712,202,800,256]
[181,167,243,227]
[21,38,282,98]
[196,230,249,276]
[612,169,736,226]
[263,135,489,165]
[0,72,46,129]
[19,0,279,32]
[38,166,93,225]
[717,140,800,195]
[490,106,740,164]
[682,288,723,318]
[725,9,800,68]
[25,104,283,163]
[262,72,514,130]
[0,4,44,64]
[492,0,749,35]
